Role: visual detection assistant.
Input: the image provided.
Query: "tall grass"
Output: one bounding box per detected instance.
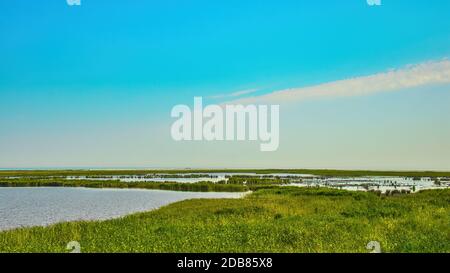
[0,179,246,192]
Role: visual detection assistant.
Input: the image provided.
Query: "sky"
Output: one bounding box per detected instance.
[0,0,449,170]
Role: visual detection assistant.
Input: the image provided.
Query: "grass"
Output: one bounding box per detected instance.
[0,187,448,253]
[1,169,450,177]
[0,178,248,192]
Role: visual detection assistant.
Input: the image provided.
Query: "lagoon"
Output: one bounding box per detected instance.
[0,187,246,231]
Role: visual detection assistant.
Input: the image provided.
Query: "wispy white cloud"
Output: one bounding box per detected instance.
[210,88,259,99]
[229,59,450,105]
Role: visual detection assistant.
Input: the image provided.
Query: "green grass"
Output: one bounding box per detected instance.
[1,187,448,253]
[1,168,450,177]
[0,178,247,192]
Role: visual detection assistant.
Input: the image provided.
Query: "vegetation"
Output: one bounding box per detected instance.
[0,178,247,192]
[1,169,450,178]
[221,176,286,185]
[0,187,448,253]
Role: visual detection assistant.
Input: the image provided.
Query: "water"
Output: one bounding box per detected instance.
[0,187,247,231]
[66,175,224,183]
[64,172,318,183]
[287,176,449,193]
[45,172,450,191]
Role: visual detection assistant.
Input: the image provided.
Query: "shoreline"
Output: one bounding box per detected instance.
[0,187,251,232]
[1,168,450,178]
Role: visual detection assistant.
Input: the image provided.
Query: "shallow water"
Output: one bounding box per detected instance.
[288,176,449,193]
[0,187,246,231]
[63,173,450,192]
[66,175,224,183]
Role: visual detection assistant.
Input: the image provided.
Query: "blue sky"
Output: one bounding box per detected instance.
[0,0,449,169]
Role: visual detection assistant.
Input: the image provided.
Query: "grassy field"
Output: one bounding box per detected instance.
[1,169,450,177]
[0,187,448,253]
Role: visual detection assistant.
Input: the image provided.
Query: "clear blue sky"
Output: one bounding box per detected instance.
[0,0,449,169]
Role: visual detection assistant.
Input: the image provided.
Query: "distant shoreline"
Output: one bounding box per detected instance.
[1,169,450,177]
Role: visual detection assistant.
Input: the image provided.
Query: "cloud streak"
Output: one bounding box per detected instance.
[210,88,259,99]
[229,60,450,105]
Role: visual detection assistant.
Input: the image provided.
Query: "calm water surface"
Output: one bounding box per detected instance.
[0,187,246,231]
